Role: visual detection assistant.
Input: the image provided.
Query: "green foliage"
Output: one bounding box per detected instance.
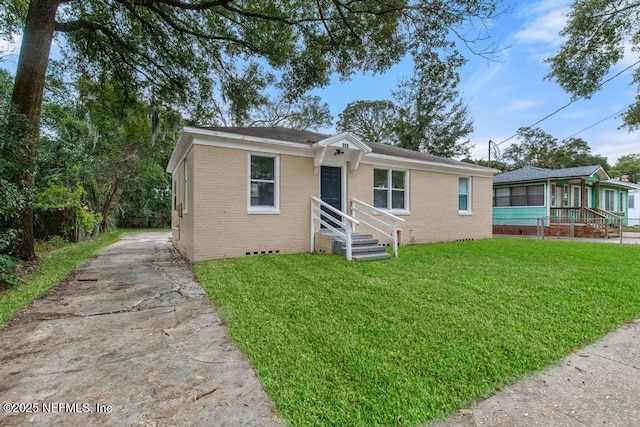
[195,239,640,425]
[34,182,101,240]
[394,52,474,157]
[337,100,399,144]
[546,1,640,129]
[0,99,32,255]
[503,127,610,170]
[609,153,640,183]
[39,75,182,232]
[247,94,332,130]
[0,255,18,287]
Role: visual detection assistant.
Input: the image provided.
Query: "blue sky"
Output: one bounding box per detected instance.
[312,0,639,165]
[1,0,637,165]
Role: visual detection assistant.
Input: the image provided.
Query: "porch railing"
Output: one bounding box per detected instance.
[310,197,361,261]
[351,198,405,258]
[549,207,622,239]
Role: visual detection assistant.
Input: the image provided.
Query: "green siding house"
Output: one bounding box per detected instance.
[493,165,632,238]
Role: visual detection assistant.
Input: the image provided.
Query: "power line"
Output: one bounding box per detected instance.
[493,58,640,148]
[563,107,629,139]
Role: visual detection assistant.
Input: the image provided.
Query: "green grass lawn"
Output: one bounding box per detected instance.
[194,238,640,426]
[0,229,127,326]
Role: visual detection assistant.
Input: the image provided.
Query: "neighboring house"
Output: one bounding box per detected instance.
[626,181,640,227]
[166,126,497,262]
[492,165,632,238]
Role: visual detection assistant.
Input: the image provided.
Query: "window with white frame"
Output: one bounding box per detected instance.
[571,186,581,207]
[373,169,407,210]
[183,160,188,214]
[249,154,279,212]
[604,189,615,211]
[629,194,636,209]
[458,177,471,213]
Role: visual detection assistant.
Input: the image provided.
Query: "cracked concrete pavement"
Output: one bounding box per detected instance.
[0,232,280,427]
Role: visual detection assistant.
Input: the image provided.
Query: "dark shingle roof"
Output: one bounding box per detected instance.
[204,126,490,170]
[494,165,604,184]
[203,126,328,144]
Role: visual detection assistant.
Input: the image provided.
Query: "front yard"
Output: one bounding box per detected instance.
[194,238,640,426]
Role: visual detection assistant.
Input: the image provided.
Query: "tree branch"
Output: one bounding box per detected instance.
[55,19,179,85]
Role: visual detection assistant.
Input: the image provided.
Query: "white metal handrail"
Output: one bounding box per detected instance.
[351,198,405,257]
[310,197,361,260]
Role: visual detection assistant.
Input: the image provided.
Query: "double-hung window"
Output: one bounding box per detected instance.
[373,169,407,211]
[249,154,279,213]
[604,189,615,212]
[458,177,471,213]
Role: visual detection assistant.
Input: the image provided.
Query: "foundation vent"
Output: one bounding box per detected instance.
[245,250,281,256]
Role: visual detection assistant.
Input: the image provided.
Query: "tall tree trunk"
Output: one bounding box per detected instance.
[101,178,122,233]
[10,0,61,260]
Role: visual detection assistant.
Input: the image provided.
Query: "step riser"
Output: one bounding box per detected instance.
[328,233,391,261]
[352,253,392,261]
[341,246,388,256]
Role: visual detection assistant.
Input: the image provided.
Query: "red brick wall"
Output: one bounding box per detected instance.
[493,225,602,238]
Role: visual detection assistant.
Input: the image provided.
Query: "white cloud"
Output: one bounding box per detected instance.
[515,5,570,47]
[503,99,539,112]
[618,40,640,69]
[590,129,639,164]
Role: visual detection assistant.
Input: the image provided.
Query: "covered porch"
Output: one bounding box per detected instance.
[548,177,626,238]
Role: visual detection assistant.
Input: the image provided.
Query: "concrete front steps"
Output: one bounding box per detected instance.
[332,233,392,261]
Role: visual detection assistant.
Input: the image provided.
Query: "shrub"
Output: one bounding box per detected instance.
[0,255,18,287]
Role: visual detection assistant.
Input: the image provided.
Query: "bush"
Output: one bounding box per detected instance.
[0,255,18,287]
[34,182,102,242]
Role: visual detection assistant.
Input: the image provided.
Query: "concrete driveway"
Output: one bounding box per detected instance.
[0,232,279,426]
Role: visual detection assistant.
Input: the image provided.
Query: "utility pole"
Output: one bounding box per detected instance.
[488,140,493,168]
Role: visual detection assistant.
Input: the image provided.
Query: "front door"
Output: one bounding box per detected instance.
[320,166,343,228]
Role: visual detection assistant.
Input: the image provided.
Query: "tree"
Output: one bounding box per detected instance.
[241,94,332,131]
[38,75,181,233]
[546,0,640,129]
[609,154,640,183]
[503,127,610,170]
[2,0,501,259]
[393,53,474,157]
[336,100,399,144]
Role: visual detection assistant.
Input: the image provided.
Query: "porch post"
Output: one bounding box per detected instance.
[580,178,586,218]
[595,182,600,209]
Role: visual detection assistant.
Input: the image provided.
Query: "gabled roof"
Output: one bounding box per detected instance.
[168,126,496,175]
[494,165,608,184]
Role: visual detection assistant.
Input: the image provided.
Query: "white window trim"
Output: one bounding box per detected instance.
[373,168,410,215]
[458,176,472,215]
[183,160,188,214]
[604,188,616,212]
[570,185,581,208]
[248,153,280,214]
